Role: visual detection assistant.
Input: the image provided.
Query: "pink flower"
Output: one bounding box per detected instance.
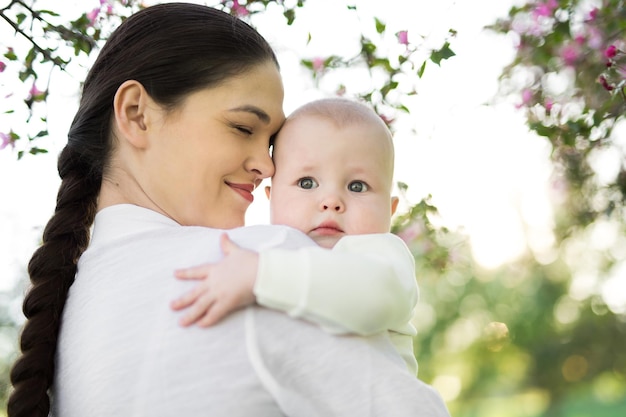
[604,45,617,59]
[397,223,422,244]
[545,98,553,112]
[515,89,534,109]
[560,44,580,66]
[0,132,14,150]
[87,7,100,26]
[533,0,558,18]
[588,8,598,21]
[379,113,395,126]
[586,27,603,49]
[574,35,586,45]
[599,75,614,91]
[232,0,249,17]
[28,83,45,101]
[0,61,6,73]
[312,57,325,72]
[397,30,409,46]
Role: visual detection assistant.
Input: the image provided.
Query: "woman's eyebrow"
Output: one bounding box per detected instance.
[228,105,271,124]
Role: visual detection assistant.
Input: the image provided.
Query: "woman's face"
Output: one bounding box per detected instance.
[141,62,285,228]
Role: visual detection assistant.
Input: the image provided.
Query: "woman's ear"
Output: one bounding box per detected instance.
[113,80,151,149]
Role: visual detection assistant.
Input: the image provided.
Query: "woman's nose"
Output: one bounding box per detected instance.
[247,146,275,180]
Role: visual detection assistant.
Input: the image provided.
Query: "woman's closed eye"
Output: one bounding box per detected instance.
[348,180,368,192]
[297,177,318,189]
[235,125,253,135]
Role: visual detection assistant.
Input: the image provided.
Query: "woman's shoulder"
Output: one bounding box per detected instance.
[227,224,315,251]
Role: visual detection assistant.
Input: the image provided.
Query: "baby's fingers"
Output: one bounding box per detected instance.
[197,300,231,328]
[171,284,204,311]
[175,264,212,280]
[178,294,216,327]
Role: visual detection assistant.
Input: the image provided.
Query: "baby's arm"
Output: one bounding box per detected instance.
[255,233,418,337]
[172,233,418,338]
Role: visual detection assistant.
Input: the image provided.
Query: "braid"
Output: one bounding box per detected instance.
[7,3,280,414]
[8,146,100,417]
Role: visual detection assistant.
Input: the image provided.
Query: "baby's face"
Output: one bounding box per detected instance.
[268,115,397,248]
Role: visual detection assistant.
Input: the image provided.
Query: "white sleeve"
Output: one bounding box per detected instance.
[247,308,450,417]
[254,233,418,336]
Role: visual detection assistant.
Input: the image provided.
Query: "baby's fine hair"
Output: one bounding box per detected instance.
[283,97,394,161]
[8,4,278,417]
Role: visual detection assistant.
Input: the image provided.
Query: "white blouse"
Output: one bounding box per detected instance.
[53,204,450,417]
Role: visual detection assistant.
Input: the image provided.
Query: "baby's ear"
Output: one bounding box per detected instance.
[391,196,399,216]
[264,186,271,200]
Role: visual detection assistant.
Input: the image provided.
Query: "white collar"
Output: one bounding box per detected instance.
[91,204,180,246]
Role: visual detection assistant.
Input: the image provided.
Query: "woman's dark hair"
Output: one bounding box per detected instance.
[7,3,278,416]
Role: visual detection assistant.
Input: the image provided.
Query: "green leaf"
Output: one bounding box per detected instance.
[283,9,296,25]
[530,122,554,138]
[430,42,455,66]
[29,147,48,155]
[33,130,49,139]
[4,49,18,60]
[375,17,386,34]
[418,60,427,78]
[37,9,60,17]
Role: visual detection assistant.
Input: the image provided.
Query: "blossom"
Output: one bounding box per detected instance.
[585,26,603,49]
[533,0,558,18]
[560,44,580,66]
[28,83,45,101]
[588,8,599,21]
[604,44,617,59]
[232,0,249,17]
[87,7,100,26]
[515,88,534,109]
[0,61,6,73]
[379,113,395,127]
[544,98,554,112]
[312,57,325,72]
[397,223,423,244]
[397,30,409,46]
[0,132,14,150]
[599,75,614,91]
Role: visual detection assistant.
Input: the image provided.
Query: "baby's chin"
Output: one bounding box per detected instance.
[311,235,341,249]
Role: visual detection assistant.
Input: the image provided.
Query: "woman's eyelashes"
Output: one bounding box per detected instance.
[235,125,253,135]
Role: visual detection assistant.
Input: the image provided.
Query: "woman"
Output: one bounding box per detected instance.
[8,3,450,416]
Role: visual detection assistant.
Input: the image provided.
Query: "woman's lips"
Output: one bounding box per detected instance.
[227,182,254,203]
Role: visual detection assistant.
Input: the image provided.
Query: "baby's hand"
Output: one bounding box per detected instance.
[171,233,258,327]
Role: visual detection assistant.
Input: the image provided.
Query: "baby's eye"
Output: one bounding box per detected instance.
[298,177,318,189]
[348,181,368,193]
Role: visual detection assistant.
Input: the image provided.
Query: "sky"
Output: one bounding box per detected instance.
[0,0,565,296]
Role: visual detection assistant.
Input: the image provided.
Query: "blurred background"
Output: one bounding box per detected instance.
[0,0,625,416]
